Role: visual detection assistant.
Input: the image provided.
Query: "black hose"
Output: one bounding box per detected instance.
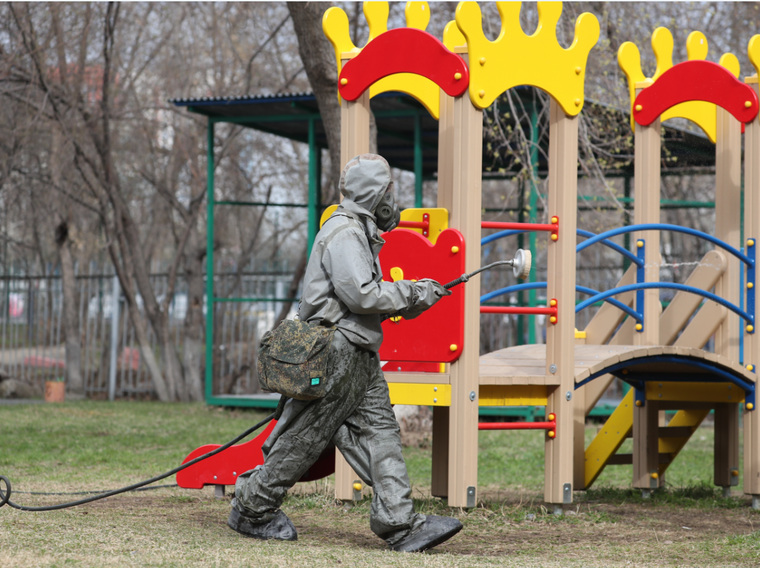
[0,411,276,512]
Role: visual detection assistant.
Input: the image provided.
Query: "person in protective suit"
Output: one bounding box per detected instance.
[228,153,463,552]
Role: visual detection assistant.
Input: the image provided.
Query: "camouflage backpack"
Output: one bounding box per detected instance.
[257,319,336,401]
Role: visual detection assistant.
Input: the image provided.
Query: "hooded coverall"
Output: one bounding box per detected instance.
[233,154,447,545]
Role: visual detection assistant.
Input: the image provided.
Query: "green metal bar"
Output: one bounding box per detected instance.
[216,200,307,208]
[516,178,526,343]
[527,101,539,344]
[215,297,298,303]
[414,113,423,208]
[623,175,631,271]
[205,119,216,403]
[187,111,321,125]
[372,109,422,118]
[308,117,319,252]
[579,194,715,208]
[483,197,715,214]
[204,396,281,409]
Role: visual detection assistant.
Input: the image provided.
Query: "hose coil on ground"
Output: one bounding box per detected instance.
[0,412,276,512]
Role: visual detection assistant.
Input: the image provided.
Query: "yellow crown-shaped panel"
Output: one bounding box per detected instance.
[455,1,599,116]
[619,28,741,143]
[323,1,445,118]
[750,35,760,80]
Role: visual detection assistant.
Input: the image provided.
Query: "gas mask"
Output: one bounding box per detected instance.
[375,184,400,232]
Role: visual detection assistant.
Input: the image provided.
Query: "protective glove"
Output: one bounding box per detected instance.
[397,278,451,320]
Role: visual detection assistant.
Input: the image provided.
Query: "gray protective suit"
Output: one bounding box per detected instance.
[233,154,449,546]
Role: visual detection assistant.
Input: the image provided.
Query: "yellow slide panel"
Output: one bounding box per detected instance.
[584,389,635,489]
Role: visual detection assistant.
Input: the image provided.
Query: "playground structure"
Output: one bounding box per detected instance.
[178,2,760,510]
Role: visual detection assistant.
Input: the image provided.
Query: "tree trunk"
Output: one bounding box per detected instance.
[55,220,84,398]
[288,2,341,199]
[125,300,172,402]
[181,244,206,401]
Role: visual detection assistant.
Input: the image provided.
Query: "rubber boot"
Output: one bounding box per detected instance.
[227,499,297,541]
[390,515,462,553]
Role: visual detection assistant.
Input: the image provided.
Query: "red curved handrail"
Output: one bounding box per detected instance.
[339,28,469,101]
[633,60,759,126]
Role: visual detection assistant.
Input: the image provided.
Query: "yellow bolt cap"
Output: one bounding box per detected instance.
[635,104,643,112]
[748,402,755,410]
[340,78,348,86]
[451,246,460,254]
[651,472,658,480]
[454,72,462,80]
[353,482,362,491]
[449,344,458,352]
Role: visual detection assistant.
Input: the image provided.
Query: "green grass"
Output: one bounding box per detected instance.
[2,401,760,567]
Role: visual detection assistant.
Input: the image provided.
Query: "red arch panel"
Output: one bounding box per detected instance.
[634,60,759,126]
[338,28,469,101]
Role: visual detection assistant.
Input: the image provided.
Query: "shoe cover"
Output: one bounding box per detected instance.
[390,515,462,552]
[227,502,297,541]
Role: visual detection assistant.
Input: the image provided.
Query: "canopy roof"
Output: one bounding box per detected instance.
[171,90,716,180]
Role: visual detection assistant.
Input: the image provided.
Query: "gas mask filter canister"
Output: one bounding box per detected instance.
[375,186,400,232]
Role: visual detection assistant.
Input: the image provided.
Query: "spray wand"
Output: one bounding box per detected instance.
[443,249,532,289]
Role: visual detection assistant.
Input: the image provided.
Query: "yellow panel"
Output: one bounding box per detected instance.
[388,382,450,406]
[405,1,430,31]
[662,101,716,144]
[646,382,745,403]
[584,389,635,489]
[750,34,760,78]
[478,385,548,407]
[455,2,599,115]
[321,206,448,239]
[399,207,449,243]
[370,74,440,120]
[658,409,710,455]
[320,204,339,228]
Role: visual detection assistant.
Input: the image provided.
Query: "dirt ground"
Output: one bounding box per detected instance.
[24,486,752,568]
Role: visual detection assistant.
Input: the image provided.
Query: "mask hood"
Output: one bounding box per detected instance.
[339,154,392,215]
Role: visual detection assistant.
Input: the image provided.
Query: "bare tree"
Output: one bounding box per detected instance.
[1,1,755,399]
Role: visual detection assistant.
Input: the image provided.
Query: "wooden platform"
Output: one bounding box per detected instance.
[478,344,757,389]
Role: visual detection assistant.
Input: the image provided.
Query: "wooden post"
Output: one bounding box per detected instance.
[333,82,371,502]
[436,82,483,508]
[743,75,760,500]
[431,89,456,498]
[631,110,663,491]
[713,106,742,490]
[544,99,578,507]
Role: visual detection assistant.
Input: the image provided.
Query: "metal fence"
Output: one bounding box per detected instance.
[0,268,295,399]
[0,256,628,399]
